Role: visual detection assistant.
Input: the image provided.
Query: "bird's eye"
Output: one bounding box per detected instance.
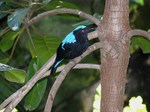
[81,30,84,33]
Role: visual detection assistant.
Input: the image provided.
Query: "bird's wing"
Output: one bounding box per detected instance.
[61,31,77,50]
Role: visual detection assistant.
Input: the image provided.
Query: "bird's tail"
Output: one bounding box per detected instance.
[50,65,57,75]
[50,59,63,75]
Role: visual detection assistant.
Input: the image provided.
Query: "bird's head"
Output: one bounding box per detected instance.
[74,25,96,35]
[73,25,96,43]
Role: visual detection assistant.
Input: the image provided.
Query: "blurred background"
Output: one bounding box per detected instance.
[0,0,150,112]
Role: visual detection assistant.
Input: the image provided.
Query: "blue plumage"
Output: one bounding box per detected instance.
[61,26,86,50]
[54,59,63,68]
[50,25,95,75]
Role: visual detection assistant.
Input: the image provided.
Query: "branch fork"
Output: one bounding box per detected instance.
[1,6,150,112]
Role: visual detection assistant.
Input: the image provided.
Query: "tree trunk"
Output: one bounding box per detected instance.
[99,0,130,111]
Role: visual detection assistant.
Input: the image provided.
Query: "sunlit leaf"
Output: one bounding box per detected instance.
[24,58,47,111]
[0,63,26,83]
[0,63,13,71]
[0,31,20,52]
[7,8,29,31]
[130,0,144,6]
[4,69,26,83]
[131,36,150,53]
[123,96,147,112]
[93,84,101,112]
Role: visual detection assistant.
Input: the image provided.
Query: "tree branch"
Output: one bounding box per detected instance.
[0,63,100,111]
[127,29,150,40]
[3,54,56,112]
[0,91,18,110]
[1,8,100,112]
[88,30,98,40]
[25,24,37,56]
[41,63,100,79]
[44,42,103,112]
[28,8,100,26]
[71,63,100,69]
[1,34,100,112]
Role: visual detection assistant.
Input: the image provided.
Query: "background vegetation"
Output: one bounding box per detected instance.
[0,0,150,112]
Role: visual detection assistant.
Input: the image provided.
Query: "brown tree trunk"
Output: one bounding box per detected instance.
[99,0,130,111]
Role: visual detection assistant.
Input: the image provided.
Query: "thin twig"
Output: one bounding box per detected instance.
[3,54,56,112]
[25,24,37,56]
[44,42,103,112]
[127,29,150,40]
[9,28,25,61]
[0,91,18,110]
[31,25,44,37]
[1,8,100,112]
[0,27,10,37]
[28,8,100,26]
[68,63,100,70]
[1,29,98,112]
[41,63,101,79]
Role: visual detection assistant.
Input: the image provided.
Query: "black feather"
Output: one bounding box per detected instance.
[50,25,95,75]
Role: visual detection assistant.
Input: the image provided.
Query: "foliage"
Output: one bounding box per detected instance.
[130,29,150,54]
[130,0,144,6]
[0,30,20,52]
[0,0,84,111]
[0,63,26,83]
[93,84,101,112]
[93,84,147,112]
[24,58,47,111]
[0,0,149,111]
[123,96,147,112]
[7,8,30,31]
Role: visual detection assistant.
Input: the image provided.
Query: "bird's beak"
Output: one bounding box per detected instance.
[86,27,96,33]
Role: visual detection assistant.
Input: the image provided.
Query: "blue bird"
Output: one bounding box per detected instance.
[50,25,95,75]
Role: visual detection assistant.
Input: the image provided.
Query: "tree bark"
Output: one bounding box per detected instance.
[99,0,130,111]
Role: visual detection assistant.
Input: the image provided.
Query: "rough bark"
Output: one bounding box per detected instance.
[99,0,130,111]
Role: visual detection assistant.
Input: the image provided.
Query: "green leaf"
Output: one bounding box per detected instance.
[44,0,78,10]
[24,58,47,111]
[4,69,26,83]
[43,0,52,4]
[0,63,26,83]
[0,30,20,52]
[0,63,13,71]
[28,36,61,65]
[0,3,10,20]
[0,1,4,5]
[131,36,150,53]
[130,0,144,6]
[7,8,29,31]
[93,84,101,112]
[0,52,9,63]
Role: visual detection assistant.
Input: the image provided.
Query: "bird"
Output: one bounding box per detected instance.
[50,25,95,75]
